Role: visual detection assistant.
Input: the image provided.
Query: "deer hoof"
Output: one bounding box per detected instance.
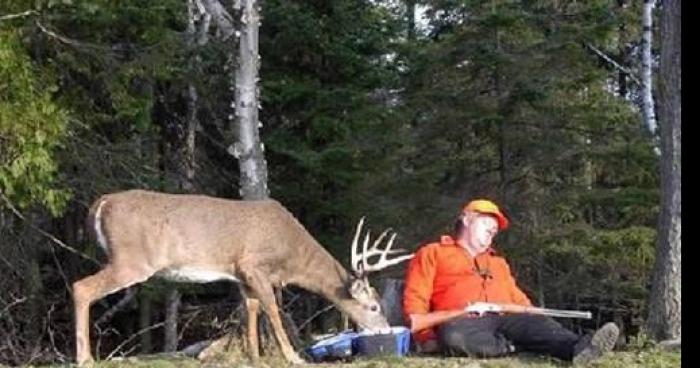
[288,353,305,365]
[77,355,95,367]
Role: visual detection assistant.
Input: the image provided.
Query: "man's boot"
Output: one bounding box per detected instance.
[572,322,619,365]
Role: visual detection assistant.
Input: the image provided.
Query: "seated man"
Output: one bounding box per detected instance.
[403,199,619,364]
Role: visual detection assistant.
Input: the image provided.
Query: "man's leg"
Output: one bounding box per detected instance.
[496,314,579,360]
[436,316,514,358]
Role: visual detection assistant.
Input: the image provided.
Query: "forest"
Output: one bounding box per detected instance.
[0,0,680,366]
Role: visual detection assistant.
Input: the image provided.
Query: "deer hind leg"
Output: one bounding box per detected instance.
[73,265,154,366]
[241,269,304,364]
[244,294,261,361]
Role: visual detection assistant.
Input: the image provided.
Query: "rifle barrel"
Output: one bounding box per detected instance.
[530,307,592,319]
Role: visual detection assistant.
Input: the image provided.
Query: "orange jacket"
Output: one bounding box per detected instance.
[403,235,532,342]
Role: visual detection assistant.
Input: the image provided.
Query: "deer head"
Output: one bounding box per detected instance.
[342,217,414,331]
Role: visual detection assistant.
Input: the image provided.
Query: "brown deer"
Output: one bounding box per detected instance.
[72,190,413,365]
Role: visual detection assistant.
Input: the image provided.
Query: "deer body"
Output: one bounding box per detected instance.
[73,190,407,365]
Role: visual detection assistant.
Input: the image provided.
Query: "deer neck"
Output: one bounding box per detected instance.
[288,244,363,311]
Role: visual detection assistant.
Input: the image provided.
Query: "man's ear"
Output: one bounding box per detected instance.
[461,214,471,226]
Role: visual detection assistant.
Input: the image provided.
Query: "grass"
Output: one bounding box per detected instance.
[31,345,680,368]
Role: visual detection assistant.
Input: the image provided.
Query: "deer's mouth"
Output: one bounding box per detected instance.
[357,319,390,333]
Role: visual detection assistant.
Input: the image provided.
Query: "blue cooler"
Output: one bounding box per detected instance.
[354,327,411,357]
[305,331,358,362]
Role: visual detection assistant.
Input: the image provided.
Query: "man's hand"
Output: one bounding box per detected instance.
[464,302,502,316]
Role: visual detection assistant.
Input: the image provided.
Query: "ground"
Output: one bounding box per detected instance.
[34,346,680,368]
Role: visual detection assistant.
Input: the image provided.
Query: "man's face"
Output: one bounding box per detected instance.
[463,213,499,256]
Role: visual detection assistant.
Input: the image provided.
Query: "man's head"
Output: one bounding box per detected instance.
[455,199,509,256]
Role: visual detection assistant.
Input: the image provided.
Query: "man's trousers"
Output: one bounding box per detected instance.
[436,314,580,360]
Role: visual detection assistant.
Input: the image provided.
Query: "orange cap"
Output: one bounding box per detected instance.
[463,199,509,230]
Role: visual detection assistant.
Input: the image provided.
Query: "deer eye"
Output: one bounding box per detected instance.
[369,305,379,312]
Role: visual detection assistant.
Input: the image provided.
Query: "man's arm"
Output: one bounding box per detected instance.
[407,310,469,333]
[501,259,532,306]
[403,245,439,327]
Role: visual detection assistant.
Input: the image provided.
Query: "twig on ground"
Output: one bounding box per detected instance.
[106,322,165,360]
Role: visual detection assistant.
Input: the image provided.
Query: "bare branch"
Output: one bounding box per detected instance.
[0,296,26,319]
[35,21,117,54]
[94,288,137,326]
[0,10,37,21]
[297,304,335,331]
[585,43,641,85]
[200,0,235,40]
[0,192,100,266]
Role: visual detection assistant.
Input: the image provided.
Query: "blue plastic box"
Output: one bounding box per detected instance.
[305,327,411,361]
[305,331,358,362]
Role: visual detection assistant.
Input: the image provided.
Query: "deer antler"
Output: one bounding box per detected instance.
[351,217,414,277]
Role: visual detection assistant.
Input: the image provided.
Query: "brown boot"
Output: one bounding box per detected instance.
[572,322,619,365]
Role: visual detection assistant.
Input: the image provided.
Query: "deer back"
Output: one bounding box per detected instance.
[91,190,327,282]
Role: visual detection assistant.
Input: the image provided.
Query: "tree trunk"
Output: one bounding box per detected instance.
[164,289,181,352]
[616,0,629,98]
[406,0,416,41]
[646,0,681,342]
[26,258,45,339]
[199,0,269,359]
[231,0,269,200]
[164,0,204,352]
[641,0,657,135]
[139,291,153,354]
[163,72,200,352]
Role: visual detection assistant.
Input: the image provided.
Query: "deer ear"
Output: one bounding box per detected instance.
[349,278,368,300]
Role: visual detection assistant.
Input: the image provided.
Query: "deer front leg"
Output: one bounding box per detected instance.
[244,296,261,361]
[241,269,304,364]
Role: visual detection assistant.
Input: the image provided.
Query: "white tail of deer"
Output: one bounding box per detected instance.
[72,190,413,365]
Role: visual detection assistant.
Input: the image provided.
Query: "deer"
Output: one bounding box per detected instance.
[72,189,413,365]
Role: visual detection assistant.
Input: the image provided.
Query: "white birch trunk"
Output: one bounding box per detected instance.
[231,0,269,200]
[641,0,657,134]
[646,0,681,342]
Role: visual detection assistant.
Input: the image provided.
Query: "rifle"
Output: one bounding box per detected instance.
[465,302,592,319]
